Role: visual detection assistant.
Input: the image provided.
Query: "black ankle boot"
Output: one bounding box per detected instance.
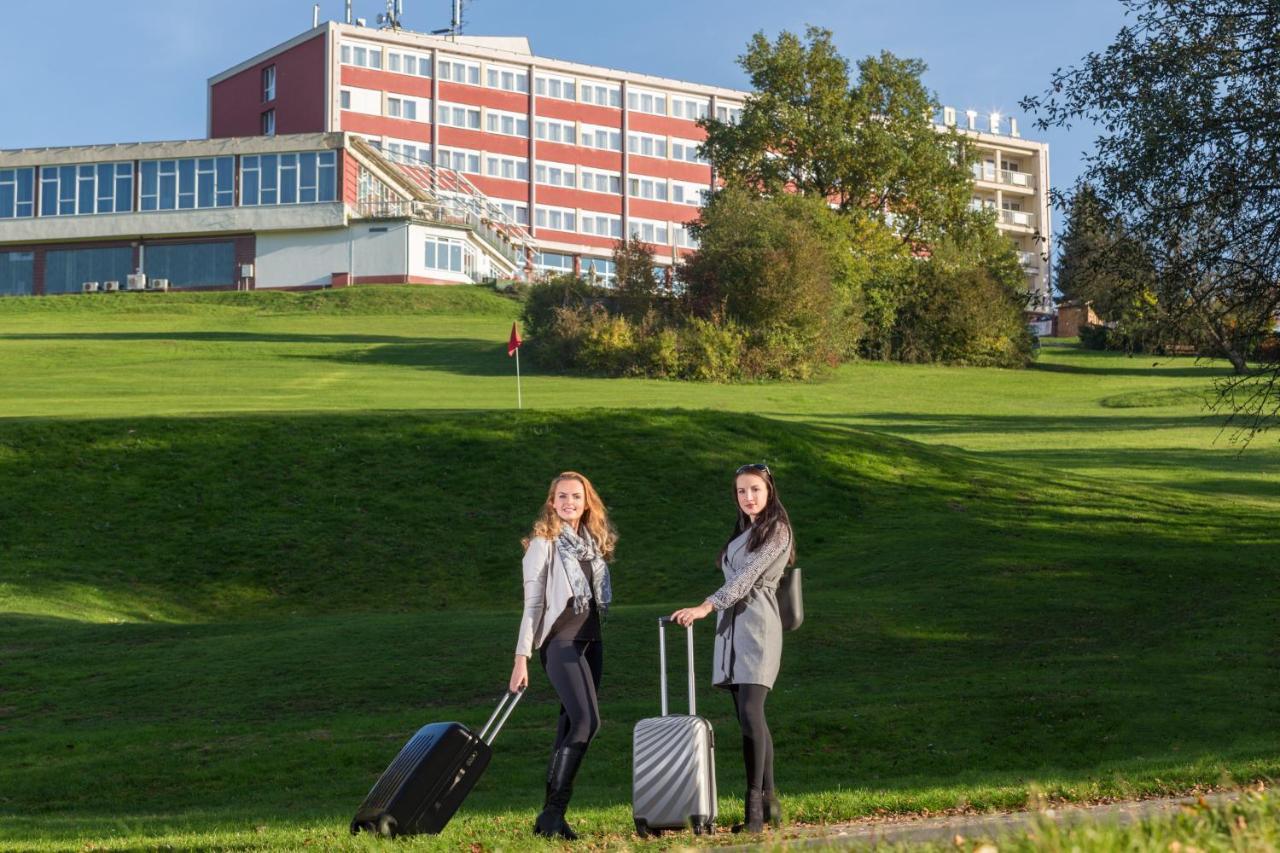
[731,789,765,834]
[533,745,586,840]
[762,789,782,827]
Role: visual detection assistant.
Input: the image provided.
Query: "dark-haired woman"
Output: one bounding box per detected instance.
[671,463,795,834]
[510,471,617,840]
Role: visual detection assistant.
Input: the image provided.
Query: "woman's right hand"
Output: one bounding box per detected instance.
[509,655,529,693]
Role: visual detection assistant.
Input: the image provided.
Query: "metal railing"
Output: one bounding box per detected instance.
[1000,169,1034,190]
[999,209,1036,229]
[1018,250,1040,269]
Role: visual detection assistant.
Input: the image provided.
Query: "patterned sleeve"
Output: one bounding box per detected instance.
[707,525,792,611]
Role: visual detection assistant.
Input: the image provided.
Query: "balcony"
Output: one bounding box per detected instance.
[999,209,1036,230]
[1018,250,1040,270]
[970,166,1036,192]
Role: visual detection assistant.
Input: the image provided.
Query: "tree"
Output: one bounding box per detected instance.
[1023,0,1280,436]
[611,237,661,320]
[700,27,973,245]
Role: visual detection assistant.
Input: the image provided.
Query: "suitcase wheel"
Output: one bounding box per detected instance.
[634,819,662,838]
[376,814,397,838]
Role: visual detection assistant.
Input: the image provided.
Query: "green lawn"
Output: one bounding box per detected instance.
[1,287,1277,851]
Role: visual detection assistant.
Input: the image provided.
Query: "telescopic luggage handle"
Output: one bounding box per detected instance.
[657,616,696,717]
[478,687,524,746]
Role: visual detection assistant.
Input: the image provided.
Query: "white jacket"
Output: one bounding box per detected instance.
[514,536,577,657]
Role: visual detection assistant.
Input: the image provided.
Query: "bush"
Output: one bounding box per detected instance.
[676,317,746,382]
[891,264,1033,367]
[1078,323,1110,350]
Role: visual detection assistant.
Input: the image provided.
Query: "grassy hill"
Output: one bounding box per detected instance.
[1,287,1278,851]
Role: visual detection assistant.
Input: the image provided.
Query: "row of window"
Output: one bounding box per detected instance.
[0,242,236,295]
[337,40,741,121]
[6,151,340,218]
[532,204,696,246]
[424,235,474,274]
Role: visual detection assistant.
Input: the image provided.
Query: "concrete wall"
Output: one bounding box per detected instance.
[256,223,408,288]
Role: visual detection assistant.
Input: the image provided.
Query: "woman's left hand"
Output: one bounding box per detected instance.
[670,601,714,627]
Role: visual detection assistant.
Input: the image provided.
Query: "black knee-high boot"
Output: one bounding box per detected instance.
[732,788,765,834]
[534,745,587,840]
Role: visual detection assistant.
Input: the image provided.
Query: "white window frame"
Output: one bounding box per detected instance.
[630,216,670,245]
[579,166,621,195]
[535,161,577,189]
[485,107,529,137]
[629,176,668,202]
[485,153,529,181]
[437,57,480,85]
[262,65,276,102]
[627,87,668,116]
[486,63,529,93]
[671,96,709,121]
[534,204,577,232]
[628,131,667,159]
[384,138,432,165]
[578,80,622,108]
[387,95,430,122]
[387,49,432,78]
[436,101,481,130]
[436,146,481,174]
[535,118,577,145]
[580,124,622,151]
[580,211,622,239]
[670,137,709,164]
[498,200,530,225]
[340,42,383,70]
[535,73,576,101]
[671,180,708,206]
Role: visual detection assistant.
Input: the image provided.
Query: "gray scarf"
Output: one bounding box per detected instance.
[555,524,612,617]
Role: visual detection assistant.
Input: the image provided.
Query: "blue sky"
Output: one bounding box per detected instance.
[0,0,1130,207]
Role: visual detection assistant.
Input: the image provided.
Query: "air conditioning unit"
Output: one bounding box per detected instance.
[126,273,146,290]
[82,281,99,293]
[149,277,170,291]
[103,280,120,292]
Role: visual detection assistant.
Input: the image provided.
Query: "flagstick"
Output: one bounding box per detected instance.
[515,347,523,409]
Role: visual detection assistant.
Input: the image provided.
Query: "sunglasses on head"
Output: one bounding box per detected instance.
[735,463,770,475]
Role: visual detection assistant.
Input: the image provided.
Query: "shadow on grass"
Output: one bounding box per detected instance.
[2,410,1279,839]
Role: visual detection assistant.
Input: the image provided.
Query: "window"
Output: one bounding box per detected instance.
[340,90,351,110]
[385,139,431,165]
[534,251,574,273]
[627,132,667,159]
[0,168,35,219]
[629,176,668,201]
[388,96,429,122]
[486,64,529,93]
[535,73,576,101]
[438,58,480,85]
[579,81,621,108]
[140,157,234,211]
[44,246,132,294]
[671,96,708,120]
[535,205,576,232]
[534,118,576,145]
[716,104,743,124]
[580,211,622,239]
[435,147,481,174]
[628,88,668,116]
[146,242,236,288]
[535,162,576,188]
[630,217,669,244]
[425,236,472,274]
[240,151,337,206]
[580,124,621,151]
[580,257,616,283]
[0,251,35,296]
[261,65,276,102]
[340,42,383,70]
[261,109,276,136]
[498,201,529,225]
[39,162,132,216]
[485,154,528,181]
[436,102,481,130]
[485,109,529,137]
[670,138,708,164]
[387,50,431,77]
[673,223,698,248]
[342,86,381,115]
[671,180,708,206]
[579,167,621,195]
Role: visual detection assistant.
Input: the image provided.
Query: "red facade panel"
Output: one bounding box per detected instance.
[342,113,433,142]
[468,176,530,202]
[438,82,529,113]
[538,229,614,251]
[533,99,621,127]
[629,113,706,139]
[538,187,622,214]
[628,155,711,183]
[630,199,699,222]
[341,66,432,99]
[537,142,621,172]
[342,150,359,204]
[437,127,527,157]
[210,34,327,138]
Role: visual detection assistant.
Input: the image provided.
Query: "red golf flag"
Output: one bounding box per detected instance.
[507,322,522,357]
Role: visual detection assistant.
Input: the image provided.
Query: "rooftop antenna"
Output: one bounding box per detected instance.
[430,0,467,39]
[378,0,404,29]
[345,0,353,23]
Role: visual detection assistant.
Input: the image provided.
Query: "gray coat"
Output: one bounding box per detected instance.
[710,525,792,689]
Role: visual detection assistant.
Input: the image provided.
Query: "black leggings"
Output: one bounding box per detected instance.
[539,637,603,750]
[730,684,774,791]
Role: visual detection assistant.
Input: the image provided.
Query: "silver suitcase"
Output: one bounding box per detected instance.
[632,616,717,837]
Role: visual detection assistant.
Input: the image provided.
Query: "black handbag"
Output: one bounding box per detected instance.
[778,567,803,631]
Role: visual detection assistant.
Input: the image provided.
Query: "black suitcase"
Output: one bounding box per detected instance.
[351,688,523,837]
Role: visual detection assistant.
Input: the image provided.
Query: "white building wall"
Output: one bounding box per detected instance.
[255,224,409,287]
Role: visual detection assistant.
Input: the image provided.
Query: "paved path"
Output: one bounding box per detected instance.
[719,790,1241,849]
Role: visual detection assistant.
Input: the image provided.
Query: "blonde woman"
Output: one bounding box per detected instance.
[510,471,617,840]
